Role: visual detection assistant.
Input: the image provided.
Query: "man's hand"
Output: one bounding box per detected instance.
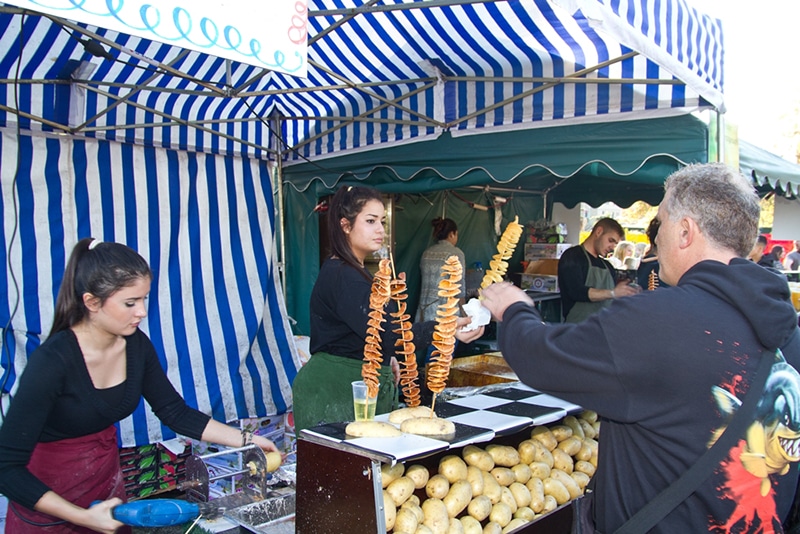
[390,356,401,385]
[480,282,533,321]
[456,322,486,343]
[613,281,641,299]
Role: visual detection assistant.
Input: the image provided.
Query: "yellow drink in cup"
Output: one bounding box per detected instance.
[353,398,377,421]
[352,380,377,421]
[790,283,800,312]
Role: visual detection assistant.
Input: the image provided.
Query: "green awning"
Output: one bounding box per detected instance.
[283,114,709,208]
[739,140,800,198]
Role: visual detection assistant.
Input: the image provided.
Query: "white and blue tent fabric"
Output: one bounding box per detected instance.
[0,0,724,162]
[0,129,301,446]
[0,1,725,445]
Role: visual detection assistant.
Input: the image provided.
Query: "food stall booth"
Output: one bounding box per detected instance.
[297,381,590,534]
[0,0,726,531]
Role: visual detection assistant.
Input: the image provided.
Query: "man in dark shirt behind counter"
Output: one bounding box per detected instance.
[557,217,640,322]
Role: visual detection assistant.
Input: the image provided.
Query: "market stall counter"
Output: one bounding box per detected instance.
[296,384,597,534]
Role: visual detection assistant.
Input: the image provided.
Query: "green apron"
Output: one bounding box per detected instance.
[291,352,398,433]
[565,246,616,323]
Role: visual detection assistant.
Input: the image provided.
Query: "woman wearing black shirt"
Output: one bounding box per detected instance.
[292,186,484,432]
[0,238,278,533]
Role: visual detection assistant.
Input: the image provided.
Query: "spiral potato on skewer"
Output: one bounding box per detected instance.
[648,270,659,291]
[480,216,524,288]
[426,256,463,395]
[363,258,392,398]
[390,278,421,407]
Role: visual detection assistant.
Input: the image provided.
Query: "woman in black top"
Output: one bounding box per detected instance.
[292,186,484,432]
[0,238,279,533]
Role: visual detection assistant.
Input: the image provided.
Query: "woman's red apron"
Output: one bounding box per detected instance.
[7,426,131,533]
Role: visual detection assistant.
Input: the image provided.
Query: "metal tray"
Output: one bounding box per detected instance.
[225,488,295,534]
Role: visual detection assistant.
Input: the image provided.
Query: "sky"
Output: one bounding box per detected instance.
[688,0,800,160]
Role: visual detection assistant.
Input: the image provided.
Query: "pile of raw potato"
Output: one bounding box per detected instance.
[380,411,600,534]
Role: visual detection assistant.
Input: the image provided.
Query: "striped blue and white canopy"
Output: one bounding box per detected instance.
[0,0,724,163]
[0,131,302,447]
[0,0,724,446]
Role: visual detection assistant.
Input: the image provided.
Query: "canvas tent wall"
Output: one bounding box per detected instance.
[0,1,724,445]
[0,130,301,446]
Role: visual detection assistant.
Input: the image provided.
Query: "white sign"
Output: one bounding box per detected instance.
[6,0,308,76]
[772,197,800,241]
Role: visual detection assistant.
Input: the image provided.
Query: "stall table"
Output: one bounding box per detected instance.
[296,385,586,534]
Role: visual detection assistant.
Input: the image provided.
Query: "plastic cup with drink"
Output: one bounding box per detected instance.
[352,380,377,421]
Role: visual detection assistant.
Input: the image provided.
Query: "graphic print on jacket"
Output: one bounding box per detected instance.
[711,349,800,530]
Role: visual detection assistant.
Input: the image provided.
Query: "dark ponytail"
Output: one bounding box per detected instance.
[326,186,383,277]
[50,238,152,336]
[432,217,458,241]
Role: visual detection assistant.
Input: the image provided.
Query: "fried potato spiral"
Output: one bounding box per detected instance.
[427,256,463,395]
[648,270,659,291]
[480,216,524,289]
[362,258,392,398]
[390,278,421,407]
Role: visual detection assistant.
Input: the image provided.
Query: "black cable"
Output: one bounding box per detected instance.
[59,22,345,168]
[10,501,67,527]
[240,97,343,175]
[57,22,165,75]
[57,22,113,60]
[1,11,25,422]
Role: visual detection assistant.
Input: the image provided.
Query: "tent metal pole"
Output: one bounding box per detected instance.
[289,81,439,153]
[274,115,289,303]
[452,76,680,85]
[309,60,442,126]
[82,115,268,132]
[310,0,383,44]
[71,50,191,132]
[716,110,725,163]
[233,69,270,95]
[43,14,227,96]
[467,185,545,195]
[79,84,275,155]
[452,51,639,127]
[280,115,436,126]
[311,0,502,17]
[82,114,430,131]
[0,104,71,132]
[543,192,548,221]
[239,77,438,97]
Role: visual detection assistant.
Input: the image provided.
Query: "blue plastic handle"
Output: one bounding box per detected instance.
[91,499,201,527]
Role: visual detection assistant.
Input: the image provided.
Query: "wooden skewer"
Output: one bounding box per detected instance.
[430,393,438,417]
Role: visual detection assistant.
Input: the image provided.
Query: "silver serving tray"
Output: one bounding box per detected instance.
[225,488,295,533]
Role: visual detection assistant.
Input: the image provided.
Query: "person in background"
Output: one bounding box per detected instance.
[608,240,635,270]
[759,245,785,270]
[480,163,800,533]
[557,217,640,323]
[785,241,800,271]
[292,187,484,432]
[636,217,669,290]
[748,234,768,262]
[416,217,467,323]
[0,238,278,534]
